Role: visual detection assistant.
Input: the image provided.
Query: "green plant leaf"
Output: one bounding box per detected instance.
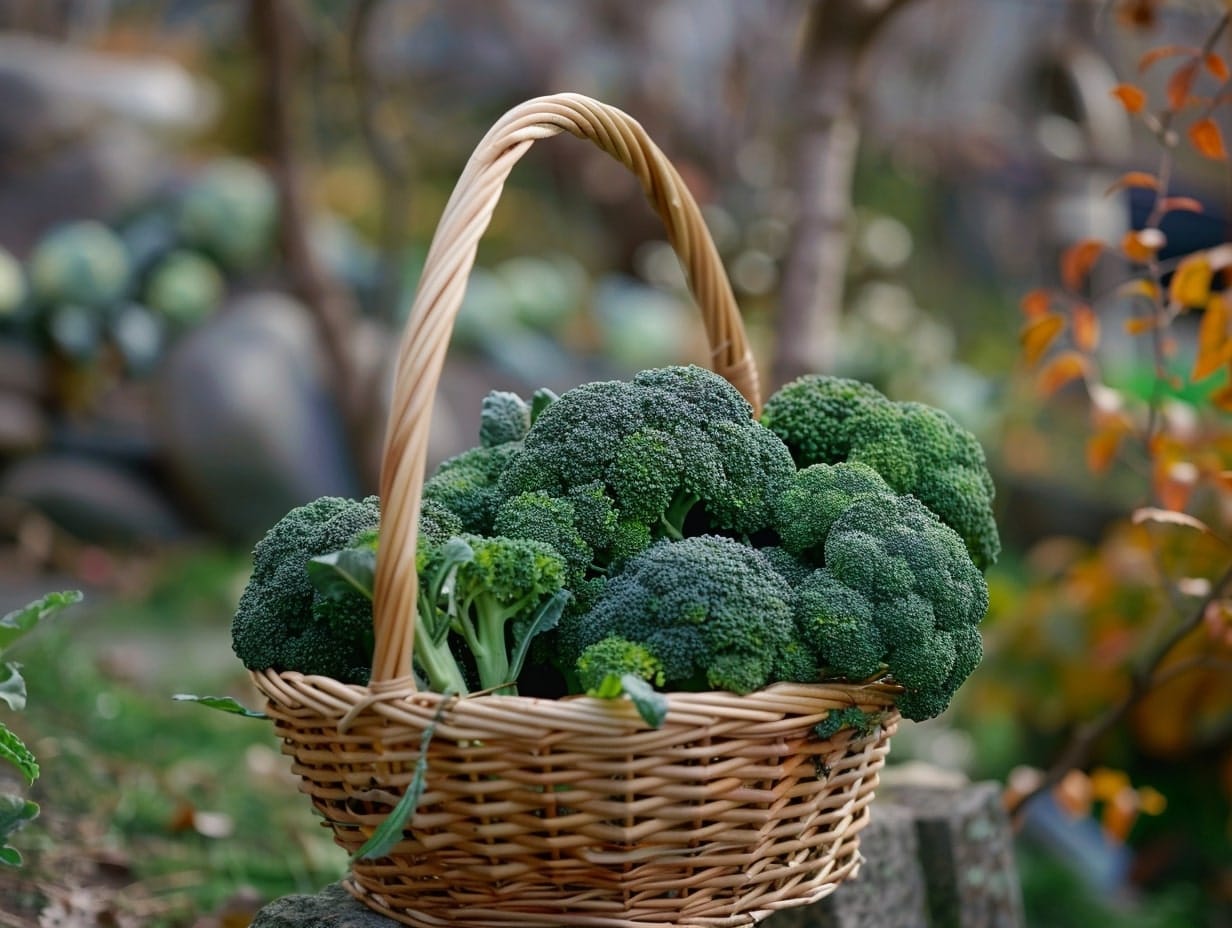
[0,663,26,712]
[0,591,82,652]
[620,674,669,728]
[354,696,451,862]
[307,548,376,601]
[0,725,37,785]
[530,387,558,423]
[0,793,39,866]
[172,695,268,719]
[507,589,570,684]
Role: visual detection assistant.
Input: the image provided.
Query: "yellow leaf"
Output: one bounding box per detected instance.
[1020,288,1050,319]
[1037,351,1089,396]
[1118,278,1161,302]
[1125,315,1160,335]
[1086,426,1125,474]
[1138,786,1167,816]
[1189,118,1228,160]
[1192,294,1231,381]
[1020,313,1065,367]
[1061,240,1104,291]
[1089,767,1131,801]
[1169,254,1213,307]
[1073,305,1101,352]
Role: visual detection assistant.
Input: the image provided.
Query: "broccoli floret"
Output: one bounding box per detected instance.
[231,496,380,684]
[813,707,887,741]
[760,546,815,587]
[480,390,531,448]
[576,636,665,692]
[795,570,883,681]
[761,376,999,569]
[498,366,795,550]
[493,491,593,590]
[415,533,567,694]
[422,442,521,534]
[822,494,988,720]
[418,499,463,545]
[564,535,795,695]
[773,462,895,559]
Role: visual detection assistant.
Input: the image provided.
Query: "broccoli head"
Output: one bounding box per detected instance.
[479,390,531,448]
[422,441,521,535]
[575,636,665,692]
[564,535,795,695]
[773,462,895,560]
[498,366,796,548]
[231,495,380,684]
[761,375,999,569]
[822,494,988,720]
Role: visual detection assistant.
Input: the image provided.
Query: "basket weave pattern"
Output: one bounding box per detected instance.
[249,94,900,928]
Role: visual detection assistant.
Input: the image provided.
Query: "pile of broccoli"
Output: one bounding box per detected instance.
[231,365,998,725]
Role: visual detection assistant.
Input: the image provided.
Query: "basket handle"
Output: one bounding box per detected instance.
[371,93,759,684]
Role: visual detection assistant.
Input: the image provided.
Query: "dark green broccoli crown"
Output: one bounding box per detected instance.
[575,636,665,692]
[231,495,380,675]
[774,462,895,558]
[280,622,369,684]
[795,570,883,680]
[762,377,1000,570]
[568,535,795,695]
[760,375,886,466]
[423,442,521,534]
[499,365,790,541]
[493,491,593,587]
[418,499,463,546]
[760,545,815,587]
[774,639,822,684]
[479,390,531,448]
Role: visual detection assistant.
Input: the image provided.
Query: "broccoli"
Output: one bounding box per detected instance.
[761,375,999,569]
[414,533,568,694]
[773,462,895,560]
[498,365,796,552]
[231,496,380,684]
[422,442,521,535]
[818,493,988,720]
[563,535,796,695]
[479,390,531,448]
[575,636,665,692]
[813,707,887,741]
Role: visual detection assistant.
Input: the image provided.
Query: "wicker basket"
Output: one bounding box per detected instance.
[250,93,901,928]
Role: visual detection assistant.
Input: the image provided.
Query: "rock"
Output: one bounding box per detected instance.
[155,291,362,542]
[887,782,1025,928]
[251,883,396,928]
[0,453,185,544]
[0,393,47,455]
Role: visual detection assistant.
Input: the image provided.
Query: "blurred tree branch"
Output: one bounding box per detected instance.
[774,0,916,388]
[250,0,378,488]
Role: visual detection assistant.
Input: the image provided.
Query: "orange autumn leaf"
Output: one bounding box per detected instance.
[1125,315,1160,335]
[1020,313,1065,367]
[1158,196,1204,214]
[1167,60,1199,110]
[1101,788,1140,844]
[1073,304,1101,352]
[1154,460,1199,512]
[1087,426,1126,474]
[1037,351,1089,395]
[1211,380,1232,413]
[1206,52,1230,80]
[1131,507,1213,534]
[1193,294,1231,381]
[1189,118,1227,160]
[1139,45,1196,72]
[1061,239,1104,291]
[1111,83,1148,114]
[1119,278,1161,303]
[1122,229,1165,263]
[1170,254,1213,306]
[1020,288,1051,319]
[1104,171,1159,195]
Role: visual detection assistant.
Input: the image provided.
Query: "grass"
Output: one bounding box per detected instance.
[0,549,346,924]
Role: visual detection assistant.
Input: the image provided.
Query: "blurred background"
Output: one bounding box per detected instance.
[0,0,1229,925]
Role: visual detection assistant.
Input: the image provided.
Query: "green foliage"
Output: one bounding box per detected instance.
[144,249,225,324]
[0,591,82,866]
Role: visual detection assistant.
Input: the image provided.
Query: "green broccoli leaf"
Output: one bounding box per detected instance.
[0,591,82,651]
[530,387,558,423]
[308,547,376,602]
[172,694,269,719]
[507,590,570,685]
[621,674,669,728]
[0,794,39,867]
[0,724,38,785]
[0,663,25,712]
